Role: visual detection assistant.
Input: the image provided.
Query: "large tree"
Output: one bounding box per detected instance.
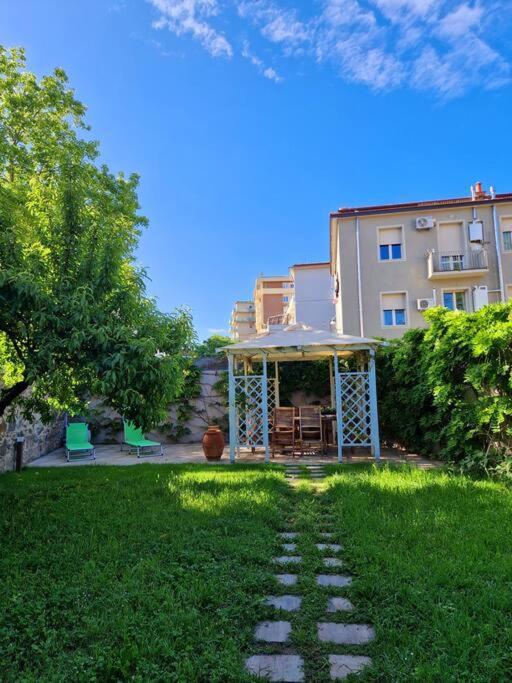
[0,47,195,428]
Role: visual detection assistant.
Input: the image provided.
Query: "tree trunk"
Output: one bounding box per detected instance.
[0,380,30,418]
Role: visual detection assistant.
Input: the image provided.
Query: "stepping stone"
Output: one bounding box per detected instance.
[255,620,292,643]
[279,532,298,539]
[323,557,343,568]
[327,597,354,612]
[316,574,352,587]
[328,655,372,680]
[273,556,301,565]
[316,543,342,553]
[319,532,334,539]
[275,574,298,586]
[264,595,302,612]
[317,623,375,645]
[246,654,305,682]
[282,543,297,552]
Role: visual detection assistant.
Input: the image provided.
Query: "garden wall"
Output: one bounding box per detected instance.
[0,411,64,473]
[89,361,228,445]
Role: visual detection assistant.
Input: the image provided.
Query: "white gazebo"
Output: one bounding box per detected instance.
[223,323,382,464]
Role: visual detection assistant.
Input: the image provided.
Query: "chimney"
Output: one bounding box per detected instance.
[473,181,486,200]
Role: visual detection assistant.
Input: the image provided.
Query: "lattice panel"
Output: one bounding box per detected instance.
[267,379,277,431]
[339,372,371,446]
[234,375,275,448]
[235,375,264,447]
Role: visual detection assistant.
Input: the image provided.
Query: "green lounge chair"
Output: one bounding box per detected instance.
[66,423,95,462]
[122,421,163,458]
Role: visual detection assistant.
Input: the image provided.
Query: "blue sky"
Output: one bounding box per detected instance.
[2,0,512,340]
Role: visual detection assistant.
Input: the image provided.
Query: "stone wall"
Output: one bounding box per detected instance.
[0,411,64,473]
[88,363,228,445]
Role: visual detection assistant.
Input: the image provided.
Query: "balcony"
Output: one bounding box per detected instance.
[427,249,488,280]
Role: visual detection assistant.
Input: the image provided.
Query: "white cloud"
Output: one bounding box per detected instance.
[263,66,282,82]
[146,0,512,97]
[148,0,233,57]
[242,39,283,81]
[438,2,484,38]
[238,0,310,45]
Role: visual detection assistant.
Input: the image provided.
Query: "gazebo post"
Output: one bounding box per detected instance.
[333,350,343,464]
[262,352,270,463]
[274,361,280,408]
[228,354,236,463]
[368,348,381,461]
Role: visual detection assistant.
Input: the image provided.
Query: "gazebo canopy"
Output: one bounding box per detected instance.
[223,323,380,361]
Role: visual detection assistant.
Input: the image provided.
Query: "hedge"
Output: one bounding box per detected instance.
[377,303,512,475]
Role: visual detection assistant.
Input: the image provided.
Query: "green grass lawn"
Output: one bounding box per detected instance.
[0,465,288,682]
[1,464,512,682]
[324,465,512,682]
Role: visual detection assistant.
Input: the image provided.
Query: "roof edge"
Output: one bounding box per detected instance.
[331,193,512,218]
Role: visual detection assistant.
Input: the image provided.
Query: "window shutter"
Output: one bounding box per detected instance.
[378,227,402,245]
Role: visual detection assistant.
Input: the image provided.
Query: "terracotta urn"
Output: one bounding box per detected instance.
[202,425,225,460]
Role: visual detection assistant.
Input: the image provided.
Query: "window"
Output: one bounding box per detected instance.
[283,296,289,303]
[440,254,464,271]
[379,244,402,260]
[443,290,466,311]
[381,292,407,327]
[378,227,404,261]
[503,231,512,251]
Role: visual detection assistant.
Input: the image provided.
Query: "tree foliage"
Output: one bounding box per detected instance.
[378,304,512,474]
[0,47,195,428]
[195,334,231,358]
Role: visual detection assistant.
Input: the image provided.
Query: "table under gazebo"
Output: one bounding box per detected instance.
[223,323,381,464]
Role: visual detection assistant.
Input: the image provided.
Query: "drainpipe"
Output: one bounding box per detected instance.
[491,203,505,302]
[355,215,364,337]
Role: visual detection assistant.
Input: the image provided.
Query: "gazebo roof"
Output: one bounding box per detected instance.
[223,323,381,361]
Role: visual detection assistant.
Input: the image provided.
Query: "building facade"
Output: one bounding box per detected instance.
[230,300,256,340]
[330,183,512,338]
[253,275,294,332]
[285,262,335,330]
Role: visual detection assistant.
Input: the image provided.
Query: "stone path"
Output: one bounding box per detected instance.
[245,464,374,681]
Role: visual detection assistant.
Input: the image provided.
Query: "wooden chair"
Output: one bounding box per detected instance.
[299,406,323,455]
[271,407,296,457]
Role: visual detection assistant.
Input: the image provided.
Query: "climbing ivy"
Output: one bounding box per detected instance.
[161,335,231,441]
[377,303,512,478]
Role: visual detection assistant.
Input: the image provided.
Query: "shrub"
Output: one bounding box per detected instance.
[377,303,512,468]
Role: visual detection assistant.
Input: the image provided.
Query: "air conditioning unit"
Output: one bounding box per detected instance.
[416,216,435,230]
[417,298,435,311]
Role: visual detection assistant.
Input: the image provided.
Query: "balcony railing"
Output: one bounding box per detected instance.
[427,249,488,279]
[267,314,287,326]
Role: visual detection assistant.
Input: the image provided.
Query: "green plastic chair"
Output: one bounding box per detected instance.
[122,421,163,458]
[65,423,95,462]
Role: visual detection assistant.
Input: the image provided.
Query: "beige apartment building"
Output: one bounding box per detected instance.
[330,183,512,338]
[253,274,294,332]
[230,300,256,340]
[284,263,335,330]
